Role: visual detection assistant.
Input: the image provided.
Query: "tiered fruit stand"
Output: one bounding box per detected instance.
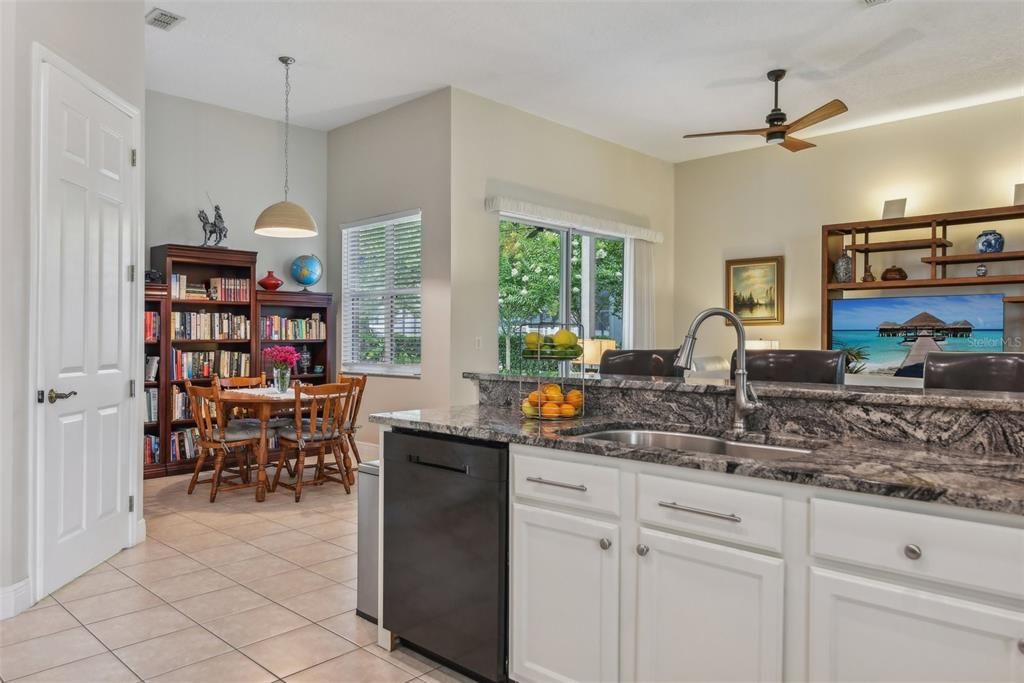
[516,322,586,420]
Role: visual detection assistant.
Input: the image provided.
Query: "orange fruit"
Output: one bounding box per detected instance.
[528,390,541,406]
[540,403,561,418]
[542,384,562,397]
[560,403,576,417]
[566,389,583,409]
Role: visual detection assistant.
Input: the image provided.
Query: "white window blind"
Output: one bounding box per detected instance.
[342,212,422,376]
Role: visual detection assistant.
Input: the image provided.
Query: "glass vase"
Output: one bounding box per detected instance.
[273,366,292,393]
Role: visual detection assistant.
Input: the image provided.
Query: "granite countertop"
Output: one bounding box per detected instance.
[464,372,1024,413]
[369,404,1024,517]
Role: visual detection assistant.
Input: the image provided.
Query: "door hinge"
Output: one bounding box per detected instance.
[127,264,135,282]
[129,379,136,397]
[128,495,134,513]
[130,148,137,167]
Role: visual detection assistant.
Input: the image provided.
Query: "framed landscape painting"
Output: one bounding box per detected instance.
[725,255,784,325]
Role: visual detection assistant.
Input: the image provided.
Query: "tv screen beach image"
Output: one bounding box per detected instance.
[831,294,1004,377]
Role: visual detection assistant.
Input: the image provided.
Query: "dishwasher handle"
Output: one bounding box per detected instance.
[408,453,470,475]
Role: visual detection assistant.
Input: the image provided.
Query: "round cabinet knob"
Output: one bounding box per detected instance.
[599,538,612,550]
[904,544,923,560]
[636,544,650,557]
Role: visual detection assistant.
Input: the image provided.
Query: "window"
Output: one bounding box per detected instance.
[342,212,422,376]
[498,219,626,374]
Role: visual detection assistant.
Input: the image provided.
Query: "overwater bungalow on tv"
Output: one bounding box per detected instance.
[877,312,975,342]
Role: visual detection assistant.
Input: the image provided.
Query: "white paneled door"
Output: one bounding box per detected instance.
[38,62,134,595]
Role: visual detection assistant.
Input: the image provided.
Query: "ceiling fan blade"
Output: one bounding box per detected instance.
[683,127,775,139]
[779,136,816,152]
[785,99,848,134]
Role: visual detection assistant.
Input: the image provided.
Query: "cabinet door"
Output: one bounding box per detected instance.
[634,528,784,682]
[511,504,619,683]
[810,568,1024,682]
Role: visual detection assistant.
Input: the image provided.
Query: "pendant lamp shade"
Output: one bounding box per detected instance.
[254,201,318,237]
[256,56,318,238]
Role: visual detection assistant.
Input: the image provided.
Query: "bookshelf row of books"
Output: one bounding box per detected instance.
[169,428,203,462]
[171,350,251,381]
[145,388,159,422]
[144,311,161,342]
[146,356,160,382]
[143,435,160,465]
[170,385,193,420]
[169,274,250,302]
[171,312,251,340]
[259,314,327,341]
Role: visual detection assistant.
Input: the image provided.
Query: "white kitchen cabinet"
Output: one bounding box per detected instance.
[511,503,620,683]
[809,568,1024,683]
[634,528,785,682]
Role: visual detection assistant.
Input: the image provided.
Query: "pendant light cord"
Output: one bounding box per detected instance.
[283,59,291,201]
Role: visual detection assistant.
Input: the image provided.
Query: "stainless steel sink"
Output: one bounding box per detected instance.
[581,429,811,460]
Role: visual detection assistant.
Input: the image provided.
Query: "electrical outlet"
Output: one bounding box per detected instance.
[474,336,482,350]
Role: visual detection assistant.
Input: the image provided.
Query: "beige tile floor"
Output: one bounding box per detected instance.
[0,472,472,683]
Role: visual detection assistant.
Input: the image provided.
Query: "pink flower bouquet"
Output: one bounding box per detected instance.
[263,344,300,370]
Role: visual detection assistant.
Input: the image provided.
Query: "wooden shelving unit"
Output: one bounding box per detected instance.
[143,283,168,479]
[821,204,1024,348]
[257,290,334,385]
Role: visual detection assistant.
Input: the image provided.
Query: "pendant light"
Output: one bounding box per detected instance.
[254,56,318,237]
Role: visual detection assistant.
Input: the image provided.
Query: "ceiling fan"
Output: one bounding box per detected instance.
[684,69,848,152]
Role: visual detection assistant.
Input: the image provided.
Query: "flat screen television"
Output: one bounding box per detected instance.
[830,293,1004,377]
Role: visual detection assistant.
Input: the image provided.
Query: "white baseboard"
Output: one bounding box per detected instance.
[0,577,33,620]
[135,517,147,545]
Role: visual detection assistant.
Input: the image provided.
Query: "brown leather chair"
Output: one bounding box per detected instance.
[598,349,684,377]
[923,352,1024,392]
[730,349,846,385]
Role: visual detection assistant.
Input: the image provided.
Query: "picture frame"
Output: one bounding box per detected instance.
[725,255,784,326]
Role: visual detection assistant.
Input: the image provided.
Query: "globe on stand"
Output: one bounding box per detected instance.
[290,254,323,291]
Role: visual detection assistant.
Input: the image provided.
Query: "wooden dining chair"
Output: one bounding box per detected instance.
[272,381,354,501]
[336,372,368,470]
[185,380,260,502]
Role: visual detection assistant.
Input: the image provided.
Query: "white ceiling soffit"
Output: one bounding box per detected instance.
[145,1,1024,163]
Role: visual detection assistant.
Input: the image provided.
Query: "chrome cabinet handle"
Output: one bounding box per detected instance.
[658,500,742,523]
[47,389,78,404]
[904,544,923,560]
[525,476,587,492]
[636,544,650,556]
[1018,639,1024,655]
[599,538,612,550]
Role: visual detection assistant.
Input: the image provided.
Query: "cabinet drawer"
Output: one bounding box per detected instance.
[513,451,620,517]
[811,498,1024,599]
[637,474,783,553]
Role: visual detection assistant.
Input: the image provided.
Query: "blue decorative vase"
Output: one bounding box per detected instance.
[976,230,1004,254]
[833,253,853,283]
[290,254,323,290]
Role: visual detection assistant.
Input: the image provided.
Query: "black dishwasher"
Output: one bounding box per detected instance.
[382,430,508,683]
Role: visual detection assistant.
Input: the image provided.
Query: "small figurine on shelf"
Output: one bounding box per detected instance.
[198,204,229,247]
[299,345,312,374]
[862,264,876,283]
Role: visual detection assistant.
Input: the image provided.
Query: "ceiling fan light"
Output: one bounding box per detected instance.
[254,200,318,237]
[766,130,786,144]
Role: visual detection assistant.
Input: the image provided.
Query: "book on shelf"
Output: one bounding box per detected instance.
[144,311,161,341]
[170,312,250,340]
[170,274,251,302]
[260,313,327,341]
[143,435,160,465]
[171,385,192,420]
[169,428,202,462]
[145,356,160,382]
[145,387,159,422]
[171,350,251,381]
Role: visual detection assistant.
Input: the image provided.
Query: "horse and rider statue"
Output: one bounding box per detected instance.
[198,205,229,247]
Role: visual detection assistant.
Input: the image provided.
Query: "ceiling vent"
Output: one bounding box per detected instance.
[863,0,893,6]
[145,8,185,30]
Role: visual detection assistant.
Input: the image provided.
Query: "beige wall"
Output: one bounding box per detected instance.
[326,89,453,444]
[674,97,1024,359]
[0,0,145,593]
[145,91,328,286]
[449,89,676,403]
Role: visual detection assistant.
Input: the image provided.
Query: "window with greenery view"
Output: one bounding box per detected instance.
[498,220,625,374]
[342,213,422,375]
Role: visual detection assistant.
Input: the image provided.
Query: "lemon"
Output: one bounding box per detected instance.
[521,399,538,417]
[524,332,542,349]
[553,328,578,348]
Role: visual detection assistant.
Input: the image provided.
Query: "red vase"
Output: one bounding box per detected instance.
[258,270,283,290]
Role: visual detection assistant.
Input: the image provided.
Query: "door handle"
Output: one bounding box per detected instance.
[47,389,78,404]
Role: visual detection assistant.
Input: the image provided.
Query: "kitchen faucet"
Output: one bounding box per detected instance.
[674,307,762,438]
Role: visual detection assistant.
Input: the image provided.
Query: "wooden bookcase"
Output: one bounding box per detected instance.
[821,204,1024,348]
[143,244,335,479]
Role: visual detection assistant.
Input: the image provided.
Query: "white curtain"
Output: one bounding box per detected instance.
[627,238,656,349]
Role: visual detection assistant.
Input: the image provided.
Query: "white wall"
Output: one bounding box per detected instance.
[674,97,1024,359]
[449,88,676,403]
[145,90,327,287]
[326,89,453,444]
[0,0,145,599]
